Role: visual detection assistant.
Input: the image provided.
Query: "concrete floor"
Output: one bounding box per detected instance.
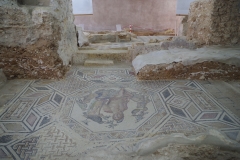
[0,65,240,159]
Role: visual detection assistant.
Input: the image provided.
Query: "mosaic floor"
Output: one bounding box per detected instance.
[0,66,240,159]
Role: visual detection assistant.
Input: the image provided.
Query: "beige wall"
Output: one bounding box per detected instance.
[74,0,178,31]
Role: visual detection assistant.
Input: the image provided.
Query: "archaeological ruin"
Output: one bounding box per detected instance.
[0,0,240,159]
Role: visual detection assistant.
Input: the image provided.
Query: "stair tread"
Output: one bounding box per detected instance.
[77,49,128,54]
[84,59,114,66]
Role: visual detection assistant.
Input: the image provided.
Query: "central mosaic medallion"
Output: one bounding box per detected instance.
[60,69,171,141]
[70,88,156,132]
[61,84,168,141]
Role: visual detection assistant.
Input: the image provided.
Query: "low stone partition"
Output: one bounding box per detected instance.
[87,31,133,43]
[130,37,196,61]
[130,43,162,61]
[133,46,240,80]
[137,61,240,80]
[160,37,197,50]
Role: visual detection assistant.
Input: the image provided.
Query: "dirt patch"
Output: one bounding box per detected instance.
[0,39,68,79]
[153,144,240,160]
[132,29,175,36]
[137,61,240,80]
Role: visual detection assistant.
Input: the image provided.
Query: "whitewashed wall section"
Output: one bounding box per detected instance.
[72,0,93,15]
[176,0,195,15]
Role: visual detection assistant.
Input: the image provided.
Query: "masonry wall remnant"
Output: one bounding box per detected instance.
[0,0,78,79]
[187,0,240,45]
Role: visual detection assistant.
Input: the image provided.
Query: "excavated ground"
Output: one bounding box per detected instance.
[137,61,240,80]
[151,144,240,160]
[0,39,68,79]
[82,144,240,160]
[133,45,240,81]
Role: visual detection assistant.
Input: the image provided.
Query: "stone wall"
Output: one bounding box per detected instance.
[0,0,78,79]
[187,0,240,45]
[17,0,50,6]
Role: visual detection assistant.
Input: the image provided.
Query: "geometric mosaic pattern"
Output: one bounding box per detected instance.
[61,71,240,142]
[0,67,240,159]
[10,137,39,160]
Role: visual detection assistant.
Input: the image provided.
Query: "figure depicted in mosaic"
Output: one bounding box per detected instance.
[78,88,150,127]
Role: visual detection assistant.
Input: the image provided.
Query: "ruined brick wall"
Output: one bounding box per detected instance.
[0,0,78,79]
[187,0,240,45]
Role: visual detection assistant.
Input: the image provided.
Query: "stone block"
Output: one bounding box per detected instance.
[231,37,239,44]
[76,27,89,47]
[130,43,162,60]
[88,33,116,43]
[161,37,196,50]
[0,69,7,88]
[117,32,131,42]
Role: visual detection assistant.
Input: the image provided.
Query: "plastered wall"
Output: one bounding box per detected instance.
[74,0,178,31]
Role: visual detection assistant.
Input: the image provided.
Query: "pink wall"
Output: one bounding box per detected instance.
[74,0,178,31]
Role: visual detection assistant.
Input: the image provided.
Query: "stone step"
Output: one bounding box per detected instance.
[74,49,130,65]
[79,46,129,50]
[84,59,114,66]
[87,33,131,43]
[88,34,117,43]
[77,49,128,54]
